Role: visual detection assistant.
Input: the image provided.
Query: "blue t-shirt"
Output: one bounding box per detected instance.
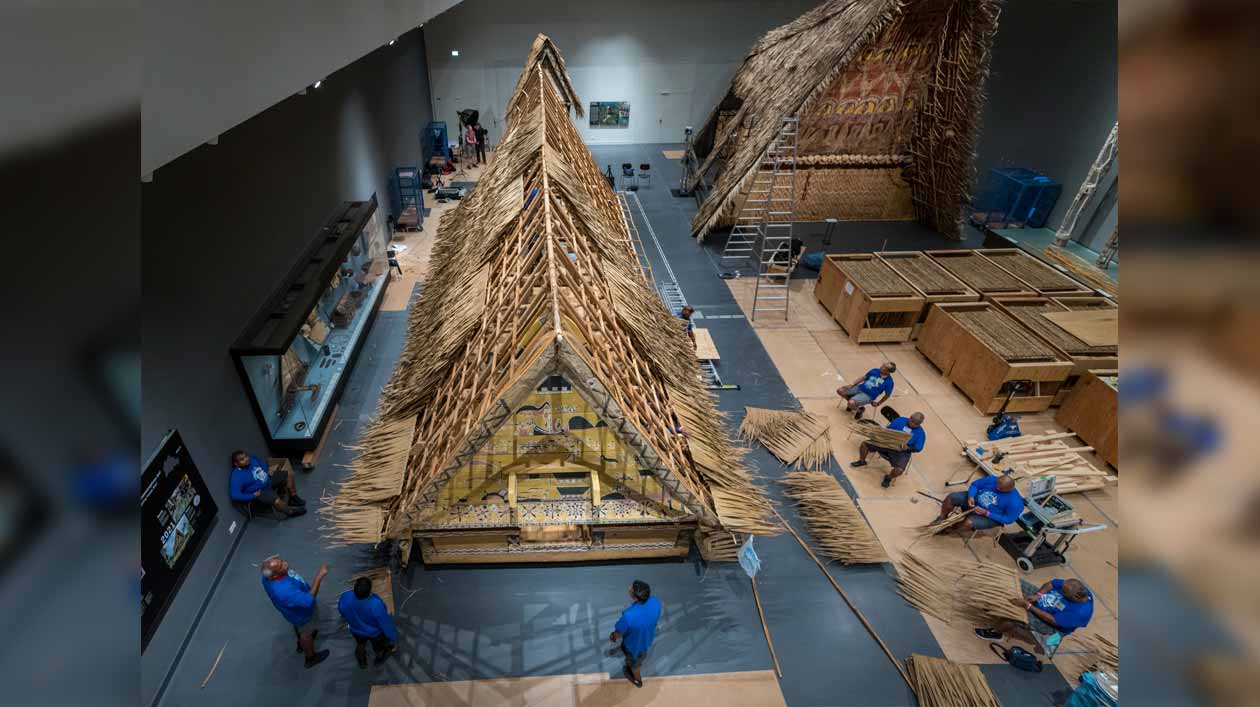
[337,591,398,642]
[1034,579,1093,634]
[856,368,894,400]
[262,571,315,626]
[967,475,1023,525]
[887,417,925,453]
[614,595,662,658]
[229,455,270,502]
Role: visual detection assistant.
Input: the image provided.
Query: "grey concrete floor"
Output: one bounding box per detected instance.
[153,144,1072,707]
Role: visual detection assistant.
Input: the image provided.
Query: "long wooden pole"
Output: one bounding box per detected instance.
[772,507,915,693]
[750,576,783,678]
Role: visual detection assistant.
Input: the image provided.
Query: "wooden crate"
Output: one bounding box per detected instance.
[990,296,1119,405]
[916,302,1075,414]
[925,250,1039,300]
[1055,370,1118,468]
[814,254,849,316]
[976,248,1093,296]
[820,254,925,343]
[876,251,980,339]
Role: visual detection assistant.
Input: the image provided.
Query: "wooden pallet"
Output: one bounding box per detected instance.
[1055,370,1118,468]
[815,254,924,343]
[916,302,1073,414]
[876,251,980,339]
[976,248,1093,296]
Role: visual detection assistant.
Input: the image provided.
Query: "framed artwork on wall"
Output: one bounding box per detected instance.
[589,101,630,128]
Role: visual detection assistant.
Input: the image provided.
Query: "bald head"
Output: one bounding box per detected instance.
[261,556,287,578]
[1061,578,1089,601]
[879,362,897,376]
[908,412,925,427]
[996,475,1015,493]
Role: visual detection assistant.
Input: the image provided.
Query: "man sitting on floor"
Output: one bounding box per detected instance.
[938,473,1022,532]
[337,576,399,669]
[976,578,1094,652]
[837,362,896,419]
[850,411,925,488]
[228,450,306,518]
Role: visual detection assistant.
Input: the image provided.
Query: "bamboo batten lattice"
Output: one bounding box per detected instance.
[1001,300,1116,356]
[1042,246,1117,297]
[896,549,1026,627]
[906,654,1003,707]
[324,35,778,550]
[934,253,1027,292]
[982,251,1082,292]
[883,255,968,294]
[835,258,916,296]
[739,407,832,470]
[781,472,888,564]
[952,309,1059,362]
[1081,634,1119,675]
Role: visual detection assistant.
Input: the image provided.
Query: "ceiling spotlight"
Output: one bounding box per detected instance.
[451,50,460,57]
[389,39,396,45]
[313,80,322,89]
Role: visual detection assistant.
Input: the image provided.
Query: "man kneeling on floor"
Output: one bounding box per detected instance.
[976,578,1094,652]
[850,411,925,488]
[610,579,661,688]
[938,473,1023,532]
[229,450,306,518]
[338,576,398,668]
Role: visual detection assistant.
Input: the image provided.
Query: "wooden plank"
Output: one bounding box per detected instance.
[508,472,518,510]
[590,470,601,506]
[301,403,338,470]
[693,328,720,360]
[1042,309,1117,346]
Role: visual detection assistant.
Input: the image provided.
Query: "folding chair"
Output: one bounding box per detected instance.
[637,163,651,188]
[620,163,636,190]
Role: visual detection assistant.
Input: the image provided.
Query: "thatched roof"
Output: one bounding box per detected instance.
[688,0,1000,240]
[322,35,779,547]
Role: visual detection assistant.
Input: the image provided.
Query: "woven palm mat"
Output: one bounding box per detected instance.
[935,254,1025,292]
[906,654,1003,707]
[882,255,967,295]
[780,472,887,564]
[834,258,914,297]
[953,309,1059,362]
[738,407,831,470]
[984,252,1079,291]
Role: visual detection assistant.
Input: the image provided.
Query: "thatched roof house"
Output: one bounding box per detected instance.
[687,0,1000,240]
[323,35,777,565]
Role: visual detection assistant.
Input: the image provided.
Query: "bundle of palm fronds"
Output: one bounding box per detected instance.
[914,508,974,538]
[345,566,395,612]
[696,528,740,562]
[895,549,1025,628]
[906,654,1003,707]
[842,419,911,450]
[1081,633,1118,675]
[739,407,831,470]
[780,472,887,564]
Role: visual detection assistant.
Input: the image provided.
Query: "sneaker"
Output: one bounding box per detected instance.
[623,666,642,688]
[853,408,864,420]
[305,649,330,668]
[850,460,867,468]
[289,495,307,508]
[285,506,308,518]
[374,645,396,666]
[974,628,1003,641]
[880,476,892,489]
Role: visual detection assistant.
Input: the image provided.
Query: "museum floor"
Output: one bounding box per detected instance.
[153,145,1112,707]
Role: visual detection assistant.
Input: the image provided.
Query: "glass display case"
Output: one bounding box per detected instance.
[230,195,390,452]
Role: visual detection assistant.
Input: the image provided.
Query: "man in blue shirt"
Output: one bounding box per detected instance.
[939,474,1023,532]
[261,555,329,667]
[837,362,896,419]
[610,579,661,688]
[976,578,1094,651]
[229,450,306,518]
[850,411,925,488]
[338,576,399,669]
[679,306,696,345]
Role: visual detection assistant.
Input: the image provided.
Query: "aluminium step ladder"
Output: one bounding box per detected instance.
[750,116,798,321]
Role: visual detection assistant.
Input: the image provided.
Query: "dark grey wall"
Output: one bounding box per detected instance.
[140,27,431,705]
[974,0,1117,245]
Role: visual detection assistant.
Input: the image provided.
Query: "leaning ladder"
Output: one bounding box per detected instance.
[750,116,798,321]
[1054,122,1118,247]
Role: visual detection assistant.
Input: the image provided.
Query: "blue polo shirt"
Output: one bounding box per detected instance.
[262,571,315,626]
[967,475,1023,525]
[337,591,398,642]
[888,417,925,453]
[1034,579,1094,634]
[614,595,662,658]
[856,368,894,400]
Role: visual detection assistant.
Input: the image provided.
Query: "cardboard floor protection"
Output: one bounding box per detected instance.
[369,670,787,707]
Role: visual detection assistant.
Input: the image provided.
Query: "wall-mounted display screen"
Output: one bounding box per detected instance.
[589,101,630,128]
[141,429,218,652]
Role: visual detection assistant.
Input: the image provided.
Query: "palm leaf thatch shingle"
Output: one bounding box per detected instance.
[688,0,1000,241]
[322,35,779,549]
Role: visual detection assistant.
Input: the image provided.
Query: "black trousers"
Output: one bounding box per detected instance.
[475,143,486,163]
[354,632,392,655]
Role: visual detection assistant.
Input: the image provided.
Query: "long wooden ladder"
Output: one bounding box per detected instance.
[1054,122,1117,247]
[750,116,798,321]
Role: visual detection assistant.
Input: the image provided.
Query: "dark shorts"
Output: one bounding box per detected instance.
[621,644,646,669]
[256,468,290,506]
[873,447,912,471]
[1019,580,1060,635]
[945,491,1001,529]
[353,632,394,653]
[292,604,319,636]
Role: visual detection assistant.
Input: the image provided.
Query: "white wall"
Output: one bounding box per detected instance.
[142,0,461,177]
[423,0,816,147]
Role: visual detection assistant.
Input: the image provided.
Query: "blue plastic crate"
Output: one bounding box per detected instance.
[971,168,1061,229]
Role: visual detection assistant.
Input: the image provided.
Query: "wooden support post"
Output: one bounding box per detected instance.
[590,470,601,505]
[508,472,518,510]
[750,576,782,678]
